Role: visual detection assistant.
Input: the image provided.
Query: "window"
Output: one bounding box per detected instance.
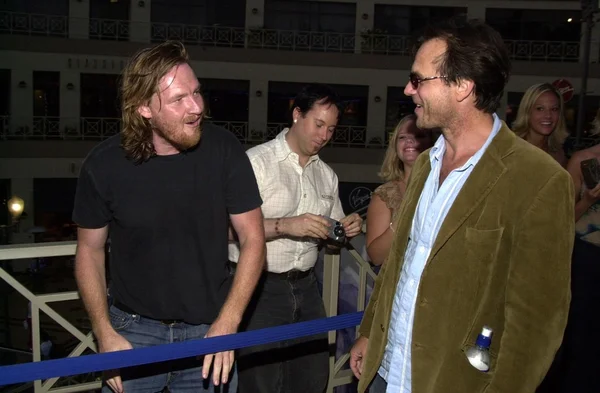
[0,70,9,116]
[34,178,78,241]
[200,78,249,122]
[33,71,60,117]
[89,0,130,41]
[265,0,355,33]
[374,5,466,36]
[385,86,416,142]
[152,0,246,27]
[486,9,581,42]
[80,74,121,118]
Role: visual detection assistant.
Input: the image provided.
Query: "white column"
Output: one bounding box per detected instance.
[355,0,374,54]
[60,70,81,137]
[69,0,90,40]
[245,0,265,49]
[245,0,265,28]
[249,79,268,141]
[11,69,33,137]
[467,2,486,21]
[366,84,387,146]
[130,0,151,43]
[9,178,34,244]
[588,22,600,63]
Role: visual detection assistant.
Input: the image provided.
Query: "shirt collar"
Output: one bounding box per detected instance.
[274,128,320,165]
[429,113,502,171]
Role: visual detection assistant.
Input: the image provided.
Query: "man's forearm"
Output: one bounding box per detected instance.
[74,247,113,340]
[264,217,288,240]
[218,234,266,325]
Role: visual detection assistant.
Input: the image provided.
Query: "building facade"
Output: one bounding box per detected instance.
[0,0,599,241]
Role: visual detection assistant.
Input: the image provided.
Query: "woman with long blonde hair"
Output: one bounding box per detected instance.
[513,83,569,167]
[365,115,434,266]
[538,110,600,393]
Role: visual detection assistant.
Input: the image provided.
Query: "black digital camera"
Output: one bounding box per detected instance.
[323,216,346,243]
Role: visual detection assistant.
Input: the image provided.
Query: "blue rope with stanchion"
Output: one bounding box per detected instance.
[0,311,364,386]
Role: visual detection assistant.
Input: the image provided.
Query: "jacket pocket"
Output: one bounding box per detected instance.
[460,227,503,373]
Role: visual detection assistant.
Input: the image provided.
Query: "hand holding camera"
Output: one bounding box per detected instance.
[580,158,600,203]
[321,216,347,244]
[281,213,332,240]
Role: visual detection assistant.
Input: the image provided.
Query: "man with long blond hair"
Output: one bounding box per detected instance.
[72,40,266,393]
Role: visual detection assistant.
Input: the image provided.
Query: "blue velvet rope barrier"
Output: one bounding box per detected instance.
[0,311,364,386]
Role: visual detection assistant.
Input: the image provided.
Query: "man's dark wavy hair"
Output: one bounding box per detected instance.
[414,17,511,113]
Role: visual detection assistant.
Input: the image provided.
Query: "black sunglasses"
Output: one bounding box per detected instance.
[409,73,447,90]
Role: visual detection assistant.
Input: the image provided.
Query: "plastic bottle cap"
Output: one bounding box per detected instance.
[481,326,493,337]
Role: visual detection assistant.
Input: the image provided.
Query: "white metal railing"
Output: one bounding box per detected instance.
[0,11,68,37]
[151,22,247,48]
[0,117,375,147]
[0,235,377,393]
[322,243,377,392]
[505,39,580,62]
[88,18,129,41]
[247,28,356,53]
[0,241,101,393]
[0,10,584,62]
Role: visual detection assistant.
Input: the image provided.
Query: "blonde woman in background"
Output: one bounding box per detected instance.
[537,111,600,393]
[365,115,434,266]
[513,83,569,167]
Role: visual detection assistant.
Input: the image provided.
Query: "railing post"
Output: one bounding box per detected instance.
[323,252,340,393]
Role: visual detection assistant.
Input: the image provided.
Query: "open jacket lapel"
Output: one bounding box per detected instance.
[428,123,515,260]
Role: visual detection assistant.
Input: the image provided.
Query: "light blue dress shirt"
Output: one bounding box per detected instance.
[378,114,502,393]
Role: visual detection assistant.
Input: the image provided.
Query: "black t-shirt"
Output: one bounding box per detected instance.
[72,123,262,324]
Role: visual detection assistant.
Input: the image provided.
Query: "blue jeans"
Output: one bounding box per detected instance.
[368,373,388,393]
[101,305,237,393]
[236,269,329,393]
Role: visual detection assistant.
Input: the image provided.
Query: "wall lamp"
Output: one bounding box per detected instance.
[255,90,263,97]
[374,96,381,103]
[362,13,369,20]
[18,81,27,88]
[66,82,75,90]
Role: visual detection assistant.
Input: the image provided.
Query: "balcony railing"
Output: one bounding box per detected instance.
[0,11,583,62]
[247,29,356,53]
[0,232,376,392]
[0,11,68,37]
[89,18,129,41]
[0,117,373,148]
[151,23,246,47]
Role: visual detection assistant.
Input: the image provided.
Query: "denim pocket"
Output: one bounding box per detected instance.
[108,305,134,331]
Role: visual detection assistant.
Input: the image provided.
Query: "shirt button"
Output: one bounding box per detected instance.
[419,246,426,253]
[408,279,414,288]
[380,324,385,332]
[303,194,307,198]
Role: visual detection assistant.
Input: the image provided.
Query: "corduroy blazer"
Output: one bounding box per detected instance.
[358,123,575,393]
